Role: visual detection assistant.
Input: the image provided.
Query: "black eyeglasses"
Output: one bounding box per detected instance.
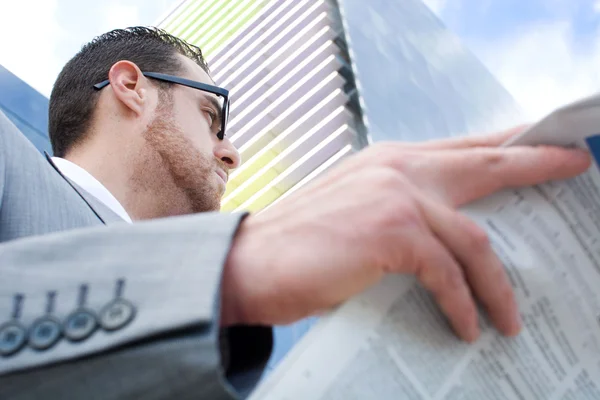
[93,72,230,140]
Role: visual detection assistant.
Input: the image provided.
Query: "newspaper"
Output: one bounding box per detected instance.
[249,94,600,400]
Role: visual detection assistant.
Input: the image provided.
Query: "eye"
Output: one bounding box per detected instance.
[203,108,217,127]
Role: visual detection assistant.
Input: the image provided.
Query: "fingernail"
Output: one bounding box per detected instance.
[573,148,591,158]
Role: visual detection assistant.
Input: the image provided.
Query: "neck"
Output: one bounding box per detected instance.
[65,136,193,220]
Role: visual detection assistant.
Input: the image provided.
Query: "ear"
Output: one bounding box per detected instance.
[107,61,150,117]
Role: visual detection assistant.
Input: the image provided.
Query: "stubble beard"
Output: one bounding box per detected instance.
[139,98,222,215]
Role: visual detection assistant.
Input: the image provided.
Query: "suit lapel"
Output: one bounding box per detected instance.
[44,152,126,225]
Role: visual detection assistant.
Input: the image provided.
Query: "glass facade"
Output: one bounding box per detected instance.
[0,65,51,153]
[338,0,524,143]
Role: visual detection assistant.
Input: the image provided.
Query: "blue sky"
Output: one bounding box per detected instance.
[0,0,172,99]
[1,0,598,121]
[424,0,600,119]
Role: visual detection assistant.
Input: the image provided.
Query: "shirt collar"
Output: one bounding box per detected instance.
[51,157,133,223]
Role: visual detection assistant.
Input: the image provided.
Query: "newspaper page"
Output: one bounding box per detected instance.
[249,94,600,400]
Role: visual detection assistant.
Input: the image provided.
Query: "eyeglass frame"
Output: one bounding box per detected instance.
[93,71,230,140]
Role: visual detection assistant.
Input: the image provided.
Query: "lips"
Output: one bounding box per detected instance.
[215,169,228,185]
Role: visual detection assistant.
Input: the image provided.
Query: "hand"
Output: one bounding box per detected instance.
[221,126,591,342]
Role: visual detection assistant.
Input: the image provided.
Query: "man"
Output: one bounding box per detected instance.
[0,27,592,399]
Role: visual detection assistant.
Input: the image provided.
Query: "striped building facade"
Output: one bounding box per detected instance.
[159,0,366,214]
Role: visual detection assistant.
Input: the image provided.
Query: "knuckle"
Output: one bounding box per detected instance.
[390,197,422,228]
[445,265,466,292]
[379,202,423,241]
[362,143,414,171]
[371,166,403,189]
[377,200,421,235]
[463,219,491,251]
[481,150,506,168]
[359,167,423,232]
[415,260,436,289]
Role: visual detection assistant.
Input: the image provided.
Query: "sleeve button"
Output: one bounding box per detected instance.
[100,299,136,331]
[29,317,62,351]
[0,322,27,357]
[63,309,97,342]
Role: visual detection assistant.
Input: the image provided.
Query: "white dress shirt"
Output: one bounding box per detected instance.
[51,157,133,223]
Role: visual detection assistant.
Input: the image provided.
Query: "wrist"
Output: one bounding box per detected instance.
[220,215,258,327]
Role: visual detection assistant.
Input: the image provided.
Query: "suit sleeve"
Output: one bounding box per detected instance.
[0,111,7,209]
[0,205,272,399]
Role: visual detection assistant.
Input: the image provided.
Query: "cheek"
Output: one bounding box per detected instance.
[177,113,214,151]
[170,97,216,159]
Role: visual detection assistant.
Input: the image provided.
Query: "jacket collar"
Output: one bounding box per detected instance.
[44,152,126,225]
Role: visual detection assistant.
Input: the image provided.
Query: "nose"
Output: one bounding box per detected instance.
[214,137,241,169]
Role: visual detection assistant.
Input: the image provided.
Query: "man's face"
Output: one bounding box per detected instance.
[141,55,240,213]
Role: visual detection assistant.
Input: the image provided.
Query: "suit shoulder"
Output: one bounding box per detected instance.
[0,110,45,156]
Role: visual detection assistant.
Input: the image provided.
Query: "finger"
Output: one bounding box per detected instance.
[422,197,521,337]
[437,145,592,206]
[351,126,531,175]
[393,125,531,151]
[411,231,481,342]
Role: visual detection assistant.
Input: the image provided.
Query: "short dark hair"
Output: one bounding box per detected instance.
[49,26,209,157]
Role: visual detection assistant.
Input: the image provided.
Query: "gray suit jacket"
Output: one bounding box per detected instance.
[0,111,272,399]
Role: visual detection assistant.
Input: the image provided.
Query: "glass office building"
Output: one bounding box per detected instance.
[158,0,524,371]
[0,65,51,153]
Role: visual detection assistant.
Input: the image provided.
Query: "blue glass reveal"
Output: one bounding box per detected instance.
[0,65,50,153]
